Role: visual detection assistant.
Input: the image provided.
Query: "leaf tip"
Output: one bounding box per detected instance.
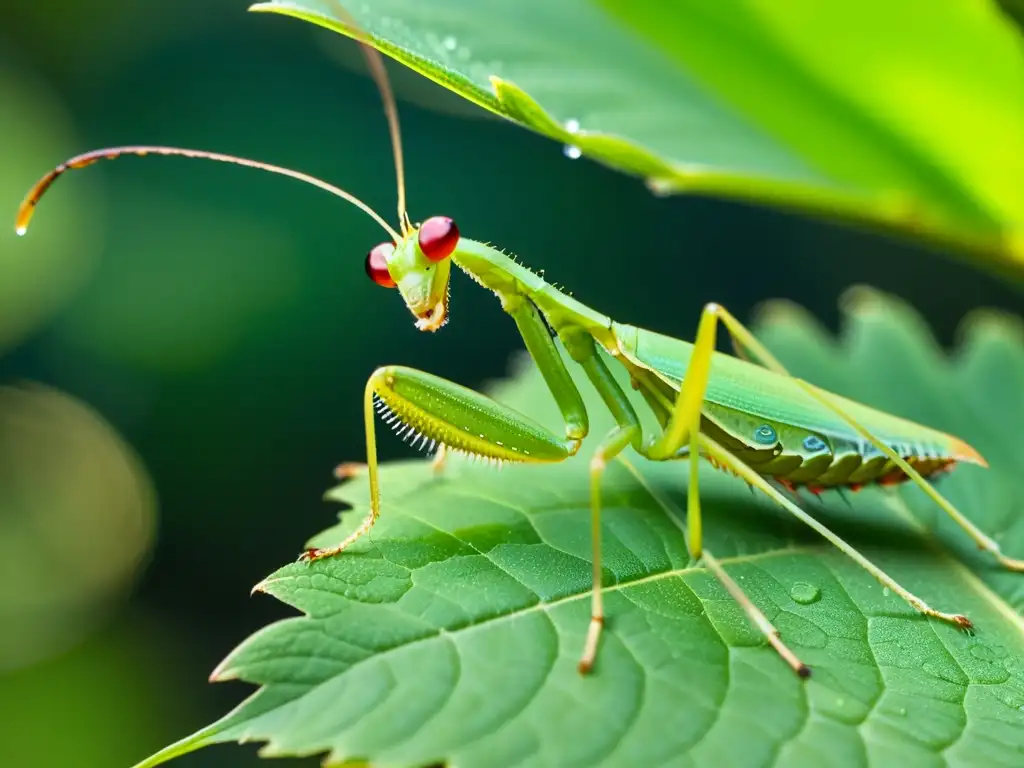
[209,658,238,682]
[750,298,806,328]
[251,577,274,596]
[838,284,889,317]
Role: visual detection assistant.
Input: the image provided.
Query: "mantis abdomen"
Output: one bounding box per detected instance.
[613,320,984,494]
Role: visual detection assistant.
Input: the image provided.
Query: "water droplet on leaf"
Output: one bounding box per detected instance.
[790,582,821,605]
[563,145,582,160]
[442,35,458,51]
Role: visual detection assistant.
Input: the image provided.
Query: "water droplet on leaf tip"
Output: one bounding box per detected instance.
[442,35,457,51]
[563,145,582,160]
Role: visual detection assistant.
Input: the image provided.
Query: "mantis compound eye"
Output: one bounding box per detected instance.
[365,242,396,287]
[418,216,459,262]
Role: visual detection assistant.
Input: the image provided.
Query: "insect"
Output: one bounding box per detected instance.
[16,6,1020,680]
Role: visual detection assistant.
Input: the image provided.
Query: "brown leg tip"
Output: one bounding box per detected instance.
[953,615,973,631]
[797,664,812,680]
[577,660,593,675]
[298,548,322,563]
[334,462,366,479]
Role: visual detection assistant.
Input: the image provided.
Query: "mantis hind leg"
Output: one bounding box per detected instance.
[699,433,970,628]
[642,303,970,630]
[711,305,1024,573]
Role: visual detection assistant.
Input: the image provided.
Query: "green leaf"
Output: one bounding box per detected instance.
[248,1,1024,279]
[136,288,1024,767]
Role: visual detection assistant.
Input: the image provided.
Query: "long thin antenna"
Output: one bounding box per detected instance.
[15,145,401,242]
[325,0,411,234]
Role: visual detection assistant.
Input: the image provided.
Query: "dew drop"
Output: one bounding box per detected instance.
[562,118,582,159]
[898,707,907,716]
[646,177,674,197]
[882,587,891,597]
[753,424,777,445]
[442,35,457,51]
[803,435,827,452]
[790,582,821,605]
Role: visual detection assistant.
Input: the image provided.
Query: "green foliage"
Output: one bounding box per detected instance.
[249,1,1024,279]
[136,289,1024,767]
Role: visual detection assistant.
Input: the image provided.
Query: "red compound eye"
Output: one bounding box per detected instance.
[418,216,459,262]
[365,242,396,287]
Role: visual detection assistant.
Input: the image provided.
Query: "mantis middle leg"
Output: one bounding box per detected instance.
[563,332,808,676]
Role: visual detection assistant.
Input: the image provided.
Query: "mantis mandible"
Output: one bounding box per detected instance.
[15,7,1020,679]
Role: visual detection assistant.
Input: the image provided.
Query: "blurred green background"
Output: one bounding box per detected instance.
[1,2,1021,766]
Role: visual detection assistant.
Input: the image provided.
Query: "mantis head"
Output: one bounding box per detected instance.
[12,6,463,335]
[364,216,459,332]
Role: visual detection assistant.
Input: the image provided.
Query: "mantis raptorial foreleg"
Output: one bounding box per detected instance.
[709,305,1024,573]
[638,302,971,628]
[303,294,587,561]
[302,362,576,562]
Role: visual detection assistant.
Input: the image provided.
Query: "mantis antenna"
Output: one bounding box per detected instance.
[15,1,411,242]
[15,146,401,242]
[348,10,411,235]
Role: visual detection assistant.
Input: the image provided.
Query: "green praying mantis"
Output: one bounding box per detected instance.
[15,7,1022,680]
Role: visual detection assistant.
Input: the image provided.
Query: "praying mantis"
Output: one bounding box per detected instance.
[15,5,1021,680]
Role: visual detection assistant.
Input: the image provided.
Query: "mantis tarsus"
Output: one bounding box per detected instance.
[16,6,1021,680]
